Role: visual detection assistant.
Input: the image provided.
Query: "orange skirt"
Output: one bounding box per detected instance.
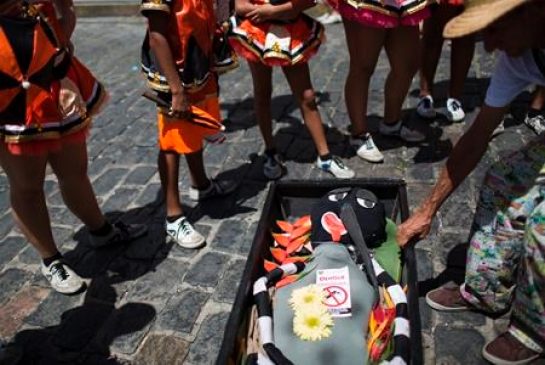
[1,58,107,156]
[157,95,221,154]
[227,14,324,67]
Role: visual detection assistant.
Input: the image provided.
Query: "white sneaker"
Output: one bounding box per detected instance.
[446,98,465,122]
[41,260,85,294]
[263,153,283,180]
[316,156,355,179]
[416,95,436,119]
[379,121,426,143]
[166,216,205,249]
[349,133,384,163]
[524,113,545,135]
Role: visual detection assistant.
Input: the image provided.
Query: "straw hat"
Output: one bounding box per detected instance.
[444,0,528,38]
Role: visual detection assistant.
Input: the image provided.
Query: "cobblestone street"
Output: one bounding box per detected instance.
[0,17,540,364]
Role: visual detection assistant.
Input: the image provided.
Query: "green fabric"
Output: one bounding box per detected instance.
[373,218,402,282]
[274,244,375,365]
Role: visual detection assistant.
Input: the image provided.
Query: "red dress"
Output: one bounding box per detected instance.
[227,0,324,67]
[0,1,107,155]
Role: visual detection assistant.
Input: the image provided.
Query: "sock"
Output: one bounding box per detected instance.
[166,214,184,223]
[319,153,332,161]
[527,108,541,118]
[89,221,114,236]
[265,148,277,158]
[43,252,63,267]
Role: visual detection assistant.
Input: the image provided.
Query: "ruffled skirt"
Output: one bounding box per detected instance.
[227,14,324,67]
[1,57,108,156]
[331,0,430,28]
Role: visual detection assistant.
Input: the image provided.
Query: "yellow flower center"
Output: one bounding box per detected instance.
[305,316,320,328]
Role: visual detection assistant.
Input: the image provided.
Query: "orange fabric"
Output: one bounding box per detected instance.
[157,95,221,154]
[3,127,88,156]
[0,88,19,113]
[0,3,105,151]
[166,0,216,69]
[0,27,21,80]
[26,84,59,125]
[65,57,102,109]
[34,1,68,46]
[28,22,57,76]
[229,13,323,67]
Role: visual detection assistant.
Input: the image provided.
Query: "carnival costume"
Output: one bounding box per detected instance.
[227,0,325,67]
[249,188,410,364]
[328,0,430,27]
[141,0,225,154]
[0,1,107,155]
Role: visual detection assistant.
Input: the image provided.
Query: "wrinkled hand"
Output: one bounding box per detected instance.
[396,209,433,247]
[168,90,189,117]
[247,4,278,23]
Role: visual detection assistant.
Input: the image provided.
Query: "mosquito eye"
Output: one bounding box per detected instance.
[328,192,348,202]
[357,197,376,209]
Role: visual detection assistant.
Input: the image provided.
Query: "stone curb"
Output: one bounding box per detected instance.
[74,1,140,17]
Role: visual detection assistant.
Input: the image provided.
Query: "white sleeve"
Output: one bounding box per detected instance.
[484,52,531,108]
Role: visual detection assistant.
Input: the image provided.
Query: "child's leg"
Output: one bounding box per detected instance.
[0,144,57,258]
[342,19,386,136]
[530,86,545,111]
[383,25,420,125]
[48,141,106,231]
[158,150,184,217]
[282,62,329,156]
[450,34,475,100]
[248,61,274,149]
[419,7,447,98]
[184,149,209,190]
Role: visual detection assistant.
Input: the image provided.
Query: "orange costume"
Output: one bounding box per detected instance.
[0,1,107,155]
[141,0,222,154]
[227,0,325,67]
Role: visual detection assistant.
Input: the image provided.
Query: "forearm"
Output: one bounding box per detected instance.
[148,31,183,94]
[235,0,257,16]
[53,0,76,43]
[419,105,507,218]
[270,0,316,20]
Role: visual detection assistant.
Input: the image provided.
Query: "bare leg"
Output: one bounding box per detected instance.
[282,62,329,156]
[0,145,57,258]
[343,19,386,136]
[384,25,420,125]
[450,34,475,100]
[158,150,183,217]
[48,141,105,231]
[530,86,545,110]
[248,61,274,149]
[185,149,209,189]
[419,7,446,98]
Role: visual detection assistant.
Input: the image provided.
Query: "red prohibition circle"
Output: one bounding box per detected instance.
[323,285,348,307]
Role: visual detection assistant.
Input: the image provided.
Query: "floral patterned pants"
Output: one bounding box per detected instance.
[460,139,545,349]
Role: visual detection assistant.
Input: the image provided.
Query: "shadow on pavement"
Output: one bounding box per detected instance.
[418,243,467,297]
[3,198,167,364]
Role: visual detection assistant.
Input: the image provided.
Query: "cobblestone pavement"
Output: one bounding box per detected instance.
[0,18,540,365]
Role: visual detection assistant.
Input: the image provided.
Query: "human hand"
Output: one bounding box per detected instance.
[247,4,278,23]
[396,209,433,247]
[168,89,189,117]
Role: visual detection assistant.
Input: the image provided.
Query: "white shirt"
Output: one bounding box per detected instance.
[485,49,545,108]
